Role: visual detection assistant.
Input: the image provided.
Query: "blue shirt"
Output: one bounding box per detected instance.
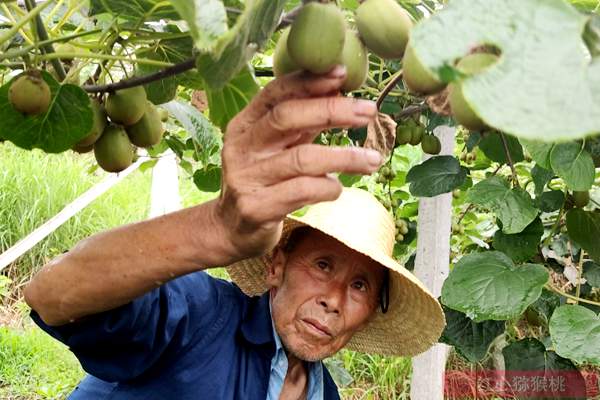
[31,271,340,400]
[267,302,324,400]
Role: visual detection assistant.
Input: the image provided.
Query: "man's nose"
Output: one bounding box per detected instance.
[317,283,344,314]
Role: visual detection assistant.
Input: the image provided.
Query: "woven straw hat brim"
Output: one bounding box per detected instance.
[227,217,446,357]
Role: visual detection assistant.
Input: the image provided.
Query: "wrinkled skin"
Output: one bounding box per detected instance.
[266,228,385,362]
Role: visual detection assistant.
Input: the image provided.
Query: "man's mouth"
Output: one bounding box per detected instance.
[301,318,333,338]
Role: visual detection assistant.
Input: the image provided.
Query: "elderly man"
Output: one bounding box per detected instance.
[24,66,444,399]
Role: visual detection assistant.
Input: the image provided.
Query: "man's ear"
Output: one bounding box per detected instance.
[265,246,287,288]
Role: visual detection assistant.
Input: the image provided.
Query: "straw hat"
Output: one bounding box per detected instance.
[226,187,445,357]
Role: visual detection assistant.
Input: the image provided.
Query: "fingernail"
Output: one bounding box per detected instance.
[353,100,377,117]
[365,149,382,166]
[327,65,346,78]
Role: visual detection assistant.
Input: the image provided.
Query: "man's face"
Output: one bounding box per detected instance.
[266,229,385,362]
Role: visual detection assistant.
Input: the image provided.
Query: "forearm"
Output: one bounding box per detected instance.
[24,198,235,326]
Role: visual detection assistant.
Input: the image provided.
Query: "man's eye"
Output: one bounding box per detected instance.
[316,260,330,271]
[351,281,367,292]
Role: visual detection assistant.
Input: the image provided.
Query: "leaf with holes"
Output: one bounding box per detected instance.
[406,156,467,197]
[550,305,600,365]
[0,71,93,153]
[467,176,538,234]
[441,251,548,321]
[409,0,600,141]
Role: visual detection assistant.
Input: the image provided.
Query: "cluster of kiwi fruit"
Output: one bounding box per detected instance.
[395,119,441,155]
[73,86,167,173]
[274,0,414,91]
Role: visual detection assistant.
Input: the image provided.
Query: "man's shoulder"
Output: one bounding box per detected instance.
[322,363,342,400]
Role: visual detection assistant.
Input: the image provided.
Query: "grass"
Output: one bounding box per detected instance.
[0,142,412,399]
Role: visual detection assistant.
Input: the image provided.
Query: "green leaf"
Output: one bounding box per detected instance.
[205,68,259,131]
[549,305,600,365]
[439,304,505,363]
[522,140,554,170]
[467,176,538,234]
[531,164,555,197]
[0,71,93,153]
[193,167,222,192]
[503,338,586,399]
[89,0,180,21]
[493,217,543,263]
[409,0,600,141]
[536,190,565,213]
[550,142,595,191]
[195,0,287,89]
[566,209,600,263]
[478,133,524,164]
[584,261,600,288]
[170,0,228,52]
[524,289,562,327]
[441,251,548,321]
[405,156,468,197]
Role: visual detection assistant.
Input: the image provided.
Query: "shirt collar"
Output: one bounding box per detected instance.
[239,291,275,347]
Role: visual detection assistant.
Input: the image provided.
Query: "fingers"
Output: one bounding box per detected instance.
[251,97,377,150]
[241,175,344,224]
[241,65,348,122]
[241,144,382,186]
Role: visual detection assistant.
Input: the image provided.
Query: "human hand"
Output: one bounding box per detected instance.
[214,65,382,261]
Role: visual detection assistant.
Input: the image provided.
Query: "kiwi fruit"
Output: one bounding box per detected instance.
[76,99,107,147]
[8,71,51,116]
[421,134,442,155]
[409,125,425,146]
[356,0,413,59]
[572,191,590,208]
[94,125,135,173]
[403,44,446,94]
[126,101,164,148]
[287,2,346,74]
[340,30,369,92]
[273,27,300,77]
[396,125,413,145]
[449,53,499,131]
[105,86,147,126]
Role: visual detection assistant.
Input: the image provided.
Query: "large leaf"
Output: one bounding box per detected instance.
[467,176,538,234]
[170,0,228,52]
[205,68,259,131]
[439,304,505,363]
[550,142,595,191]
[549,305,600,365]
[0,72,93,153]
[531,164,555,197]
[492,217,543,263]
[405,156,468,197]
[503,338,587,399]
[195,0,287,89]
[409,0,600,141]
[566,209,600,263]
[522,141,554,170]
[584,261,600,288]
[478,133,524,164]
[89,0,180,21]
[441,251,548,321]
[524,289,562,327]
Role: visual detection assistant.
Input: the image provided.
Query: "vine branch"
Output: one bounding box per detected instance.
[376,70,403,110]
[499,131,520,188]
[546,282,600,307]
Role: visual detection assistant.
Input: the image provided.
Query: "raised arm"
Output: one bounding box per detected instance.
[24,65,382,327]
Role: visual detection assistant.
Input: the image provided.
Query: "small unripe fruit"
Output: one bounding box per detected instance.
[158,108,169,122]
[273,28,300,77]
[395,233,405,242]
[94,125,135,173]
[356,0,413,59]
[421,134,442,155]
[449,53,499,131]
[76,99,107,147]
[403,44,446,94]
[452,189,461,199]
[396,125,413,145]
[8,71,51,116]
[409,125,425,146]
[340,30,368,92]
[105,86,147,126]
[287,2,346,74]
[572,191,590,208]
[126,101,164,147]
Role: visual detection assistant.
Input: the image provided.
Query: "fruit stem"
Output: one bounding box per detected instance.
[545,282,600,307]
[24,0,67,81]
[0,0,53,47]
[83,58,196,93]
[37,52,174,67]
[376,70,404,110]
[499,131,520,188]
[541,206,564,248]
[575,249,585,303]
